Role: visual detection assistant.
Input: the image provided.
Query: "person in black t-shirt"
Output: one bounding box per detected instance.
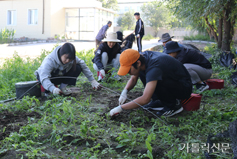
[109,49,192,117]
[165,41,212,92]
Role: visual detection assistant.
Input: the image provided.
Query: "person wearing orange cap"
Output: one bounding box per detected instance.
[109,49,192,117]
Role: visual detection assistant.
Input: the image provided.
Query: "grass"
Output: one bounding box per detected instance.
[143,34,155,41]
[0,44,236,158]
[183,34,214,42]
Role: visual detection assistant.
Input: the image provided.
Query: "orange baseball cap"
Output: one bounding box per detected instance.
[118,49,140,76]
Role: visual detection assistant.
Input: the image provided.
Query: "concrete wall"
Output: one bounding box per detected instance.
[0,0,51,39]
[114,26,199,40]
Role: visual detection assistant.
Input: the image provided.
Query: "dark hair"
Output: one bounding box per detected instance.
[132,55,145,69]
[134,12,140,16]
[59,42,76,70]
[107,21,112,25]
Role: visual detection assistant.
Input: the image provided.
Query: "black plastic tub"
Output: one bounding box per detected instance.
[15,81,41,99]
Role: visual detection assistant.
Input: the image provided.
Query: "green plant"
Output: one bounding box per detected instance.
[0,28,16,43]
[183,34,214,41]
[143,34,155,40]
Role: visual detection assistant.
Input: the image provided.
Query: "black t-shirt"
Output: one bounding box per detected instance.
[176,48,212,69]
[139,51,191,87]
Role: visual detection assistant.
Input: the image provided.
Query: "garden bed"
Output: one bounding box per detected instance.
[0,44,236,158]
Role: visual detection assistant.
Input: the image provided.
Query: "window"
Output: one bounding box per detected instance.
[28,9,38,25]
[7,10,16,25]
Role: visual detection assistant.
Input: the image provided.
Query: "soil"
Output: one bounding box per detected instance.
[0,111,41,141]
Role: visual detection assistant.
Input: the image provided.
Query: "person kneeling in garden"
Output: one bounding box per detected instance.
[165,41,212,92]
[92,32,122,82]
[109,49,192,117]
[35,42,101,96]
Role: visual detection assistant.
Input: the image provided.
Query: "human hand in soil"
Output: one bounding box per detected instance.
[119,89,128,105]
[53,88,62,95]
[110,105,123,116]
[90,80,102,90]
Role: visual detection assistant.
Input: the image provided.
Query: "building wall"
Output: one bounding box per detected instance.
[114,26,199,40]
[0,0,51,39]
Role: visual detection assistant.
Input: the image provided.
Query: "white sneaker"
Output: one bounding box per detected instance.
[61,87,72,96]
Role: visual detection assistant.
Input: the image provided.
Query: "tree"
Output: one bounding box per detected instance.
[141,1,181,36]
[98,0,118,11]
[164,0,237,51]
[117,10,135,31]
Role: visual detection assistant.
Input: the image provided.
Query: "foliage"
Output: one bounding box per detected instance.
[183,34,215,41]
[143,34,155,40]
[163,0,237,50]
[98,0,118,11]
[0,28,16,44]
[0,44,236,158]
[117,10,135,31]
[141,1,184,36]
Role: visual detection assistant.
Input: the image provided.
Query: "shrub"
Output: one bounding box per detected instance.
[143,34,155,40]
[183,34,214,41]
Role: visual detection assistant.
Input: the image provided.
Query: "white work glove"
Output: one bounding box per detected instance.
[100,69,106,77]
[137,34,140,38]
[119,89,128,105]
[90,80,102,90]
[53,88,62,95]
[110,106,123,117]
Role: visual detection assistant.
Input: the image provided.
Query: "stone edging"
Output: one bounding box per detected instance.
[0,40,67,47]
[181,40,215,44]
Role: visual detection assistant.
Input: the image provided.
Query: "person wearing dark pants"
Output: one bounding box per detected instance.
[35,43,101,96]
[95,21,112,48]
[165,41,212,93]
[134,12,144,52]
[109,49,192,117]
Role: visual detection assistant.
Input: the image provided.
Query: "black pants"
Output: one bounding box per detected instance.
[137,35,143,52]
[140,76,192,109]
[37,64,82,92]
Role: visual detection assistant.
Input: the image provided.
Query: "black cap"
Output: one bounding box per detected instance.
[164,41,181,54]
[134,12,140,16]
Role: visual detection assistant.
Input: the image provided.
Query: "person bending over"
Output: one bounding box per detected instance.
[109,49,192,117]
[92,32,122,81]
[35,42,101,96]
[165,41,212,92]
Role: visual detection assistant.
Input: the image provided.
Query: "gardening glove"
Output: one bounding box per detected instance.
[100,69,106,77]
[53,88,62,95]
[110,106,123,117]
[90,80,102,90]
[137,34,140,38]
[119,89,128,105]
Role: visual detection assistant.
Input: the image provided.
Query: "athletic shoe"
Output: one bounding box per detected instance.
[156,103,183,117]
[61,87,72,96]
[142,100,164,111]
[196,82,209,93]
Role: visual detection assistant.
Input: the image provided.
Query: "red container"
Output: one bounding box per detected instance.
[181,93,202,111]
[206,79,224,90]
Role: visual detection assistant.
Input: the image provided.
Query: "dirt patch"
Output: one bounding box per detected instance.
[0,111,41,141]
[0,150,28,159]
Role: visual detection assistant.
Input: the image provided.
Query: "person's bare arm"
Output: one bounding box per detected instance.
[121,80,157,110]
[124,75,139,91]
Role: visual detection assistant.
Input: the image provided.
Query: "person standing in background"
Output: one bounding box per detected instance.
[134,12,144,52]
[95,21,112,48]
